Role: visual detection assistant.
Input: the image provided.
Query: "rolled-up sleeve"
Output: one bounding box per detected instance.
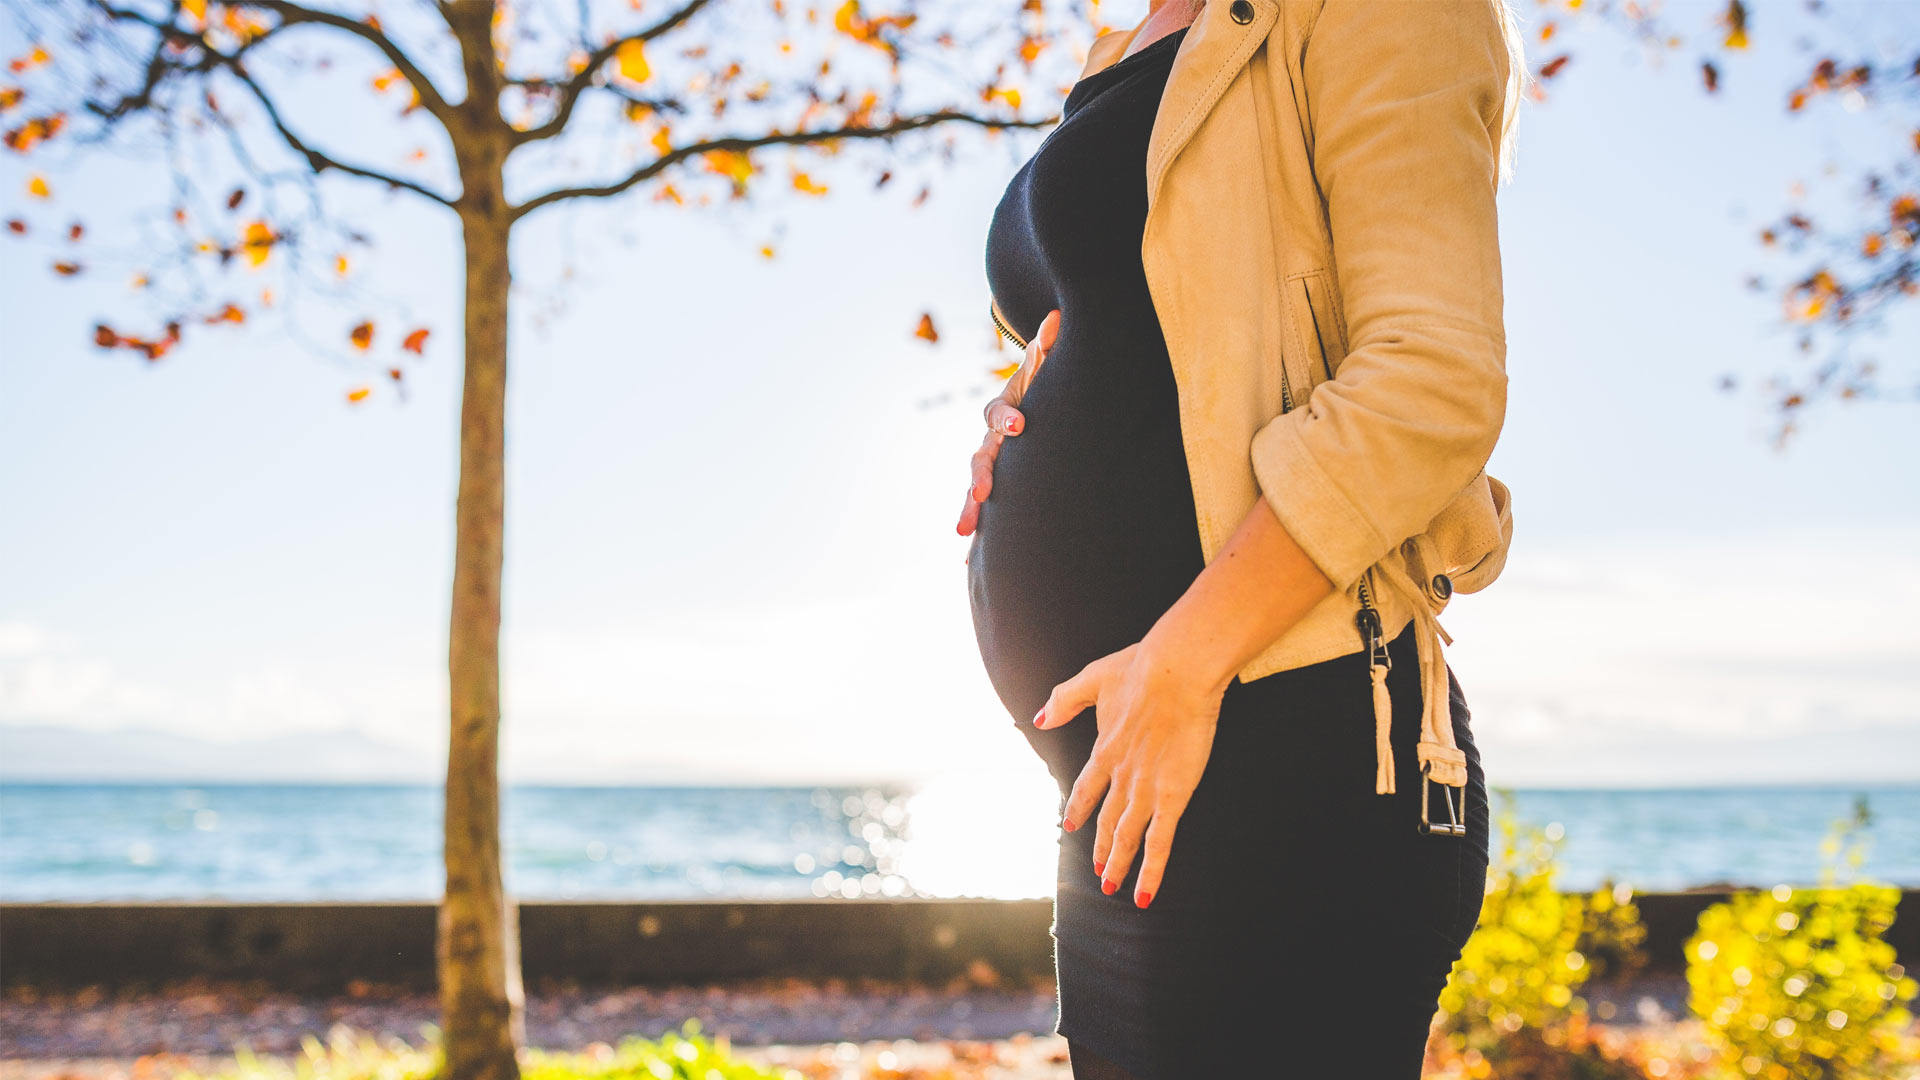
[1249,0,1512,593]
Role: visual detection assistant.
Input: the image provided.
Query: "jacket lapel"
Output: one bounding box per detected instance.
[1145,0,1280,205]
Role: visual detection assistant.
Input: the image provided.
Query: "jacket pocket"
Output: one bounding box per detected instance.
[1285,269,1345,402]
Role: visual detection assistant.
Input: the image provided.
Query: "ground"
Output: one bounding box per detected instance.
[0,974,1712,1080]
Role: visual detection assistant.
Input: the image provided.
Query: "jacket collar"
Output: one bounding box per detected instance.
[1143,0,1280,205]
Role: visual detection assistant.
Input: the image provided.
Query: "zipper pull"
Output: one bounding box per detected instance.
[1356,582,1396,795]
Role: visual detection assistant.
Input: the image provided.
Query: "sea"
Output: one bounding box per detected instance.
[2,781,1916,902]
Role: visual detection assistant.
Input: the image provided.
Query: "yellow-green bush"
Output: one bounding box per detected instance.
[520,1022,794,1080]
[174,1021,794,1080]
[1686,802,1916,1080]
[1436,797,1647,1055]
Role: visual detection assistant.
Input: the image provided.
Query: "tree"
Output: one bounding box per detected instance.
[1521,0,1918,439]
[0,2,1066,1077]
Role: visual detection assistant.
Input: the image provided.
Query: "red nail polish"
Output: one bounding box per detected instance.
[1093,859,1105,876]
[1032,708,1046,728]
[1101,879,1117,896]
[1136,890,1153,909]
[1062,818,1077,832]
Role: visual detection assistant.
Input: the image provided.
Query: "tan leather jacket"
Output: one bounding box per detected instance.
[989,0,1518,801]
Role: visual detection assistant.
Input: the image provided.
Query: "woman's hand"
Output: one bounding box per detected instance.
[1035,638,1228,910]
[956,309,1060,536]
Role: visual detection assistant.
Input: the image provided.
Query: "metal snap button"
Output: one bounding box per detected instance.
[1229,0,1255,25]
[1431,574,1454,601]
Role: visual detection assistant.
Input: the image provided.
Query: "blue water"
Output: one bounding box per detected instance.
[1,782,1915,901]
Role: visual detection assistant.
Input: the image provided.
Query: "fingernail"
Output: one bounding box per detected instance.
[1135,890,1153,910]
[1092,859,1105,876]
[970,483,983,502]
[1062,818,1077,832]
[1007,416,1022,434]
[1101,879,1118,896]
[1032,708,1046,728]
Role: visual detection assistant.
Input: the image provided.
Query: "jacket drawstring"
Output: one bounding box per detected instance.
[1365,559,1468,795]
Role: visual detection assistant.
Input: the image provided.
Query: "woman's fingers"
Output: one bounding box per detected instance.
[969,430,1002,501]
[1032,308,1061,363]
[956,490,982,537]
[985,400,1025,436]
[1001,308,1061,409]
[1129,792,1189,909]
[959,309,1057,538]
[1034,653,1103,732]
[1099,791,1154,898]
[1063,756,1112,841]
[955,430,1004,536]
[1089,772,1127,886]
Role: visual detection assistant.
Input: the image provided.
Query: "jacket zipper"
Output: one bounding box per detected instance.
[989,298,1028,351]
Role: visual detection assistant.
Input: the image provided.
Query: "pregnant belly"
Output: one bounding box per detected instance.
[964,375,1206,722]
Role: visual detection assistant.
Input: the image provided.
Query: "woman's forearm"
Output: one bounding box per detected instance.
[1139,496,1335,698]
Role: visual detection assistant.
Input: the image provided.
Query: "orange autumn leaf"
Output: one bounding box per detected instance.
[991,361,1020,380]
[182,0,207,25]
[791,171,828,195]
[52,260,81,275]
[401,327,430,354]
[0,87,22,111]
[4,112,62,151]
[208,304,245,324]
[26,173,49,198]
[1718,0,1749,50]
[8,47,48,75]
[335,254,350,276]
[349,321,374,350]
[372,68,405,93]
[914,313,939,343]
[347,386,372,403]
[241,220,275,267]
[650,126,673,155]
[703,149,754,194]
[759,244,775,259]
[614,38,650,83]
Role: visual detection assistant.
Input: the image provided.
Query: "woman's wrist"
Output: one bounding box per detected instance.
[1138,496,1336,702]
[1139,599,1242,702]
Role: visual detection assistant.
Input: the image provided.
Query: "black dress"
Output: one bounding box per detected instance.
[967,27,1494,1079]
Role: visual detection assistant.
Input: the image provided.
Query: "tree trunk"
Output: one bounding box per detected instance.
[439,180,523,1080]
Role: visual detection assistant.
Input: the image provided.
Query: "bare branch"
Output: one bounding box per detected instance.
[511,110,1051,221]
[85,1,455,207]
[224,60,458,206]
[239,0,455,121]
[511,0,711,146]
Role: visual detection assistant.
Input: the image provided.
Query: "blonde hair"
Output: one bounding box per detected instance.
[1490,0,1531,187]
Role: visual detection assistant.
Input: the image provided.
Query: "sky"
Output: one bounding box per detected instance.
[1,0,1917,791]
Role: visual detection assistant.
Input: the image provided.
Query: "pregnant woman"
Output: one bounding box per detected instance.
[957,2,1524,1077]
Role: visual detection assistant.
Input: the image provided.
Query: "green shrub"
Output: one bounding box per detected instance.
[520,1021,795,1080]
[1437,795,1646,1057]
[175,1026,441,1080]
[173,1020,793,1080]
[1686,800,1917,1080]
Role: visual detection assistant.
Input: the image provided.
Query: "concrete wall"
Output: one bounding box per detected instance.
[2,892,1913,991]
